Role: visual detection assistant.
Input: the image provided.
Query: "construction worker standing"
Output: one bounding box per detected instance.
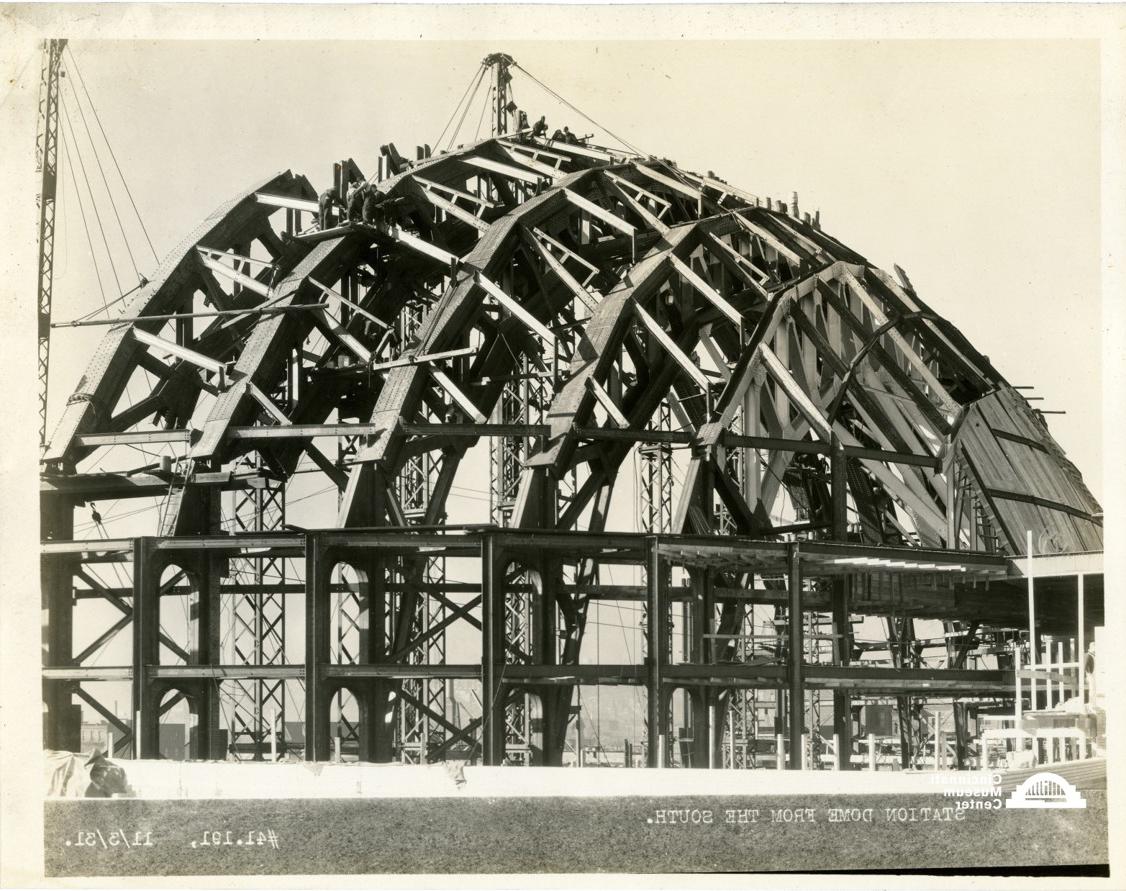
[346,181,365,223]
[318,188,339,230]
[362,187,382,226]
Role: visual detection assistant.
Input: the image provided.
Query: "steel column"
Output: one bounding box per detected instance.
[646,536,668,767]
[830,434,853,768]
[131,537,160,758]
[41,499,77,751]
[481,534,506,764]
[787,542,803,769]
[304,534,331,761]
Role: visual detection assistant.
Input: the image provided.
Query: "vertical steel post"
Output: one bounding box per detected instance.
[196,551,222,760]
[131,537,160,758]
[1026,530,1037,710]
[646,536,666,767]
[481,534,506,765]
[787,542,803,769]
[41,498,77,751]
[304,534,330,761]
[1077,573,1086,706]
[829,434,852,769]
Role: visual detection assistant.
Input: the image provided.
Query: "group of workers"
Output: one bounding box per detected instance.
[318,180,386,231]
[528,114,583,145]
[315,114,588,231]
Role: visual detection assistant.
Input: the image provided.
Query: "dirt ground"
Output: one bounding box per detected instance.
[44,790,1108,877]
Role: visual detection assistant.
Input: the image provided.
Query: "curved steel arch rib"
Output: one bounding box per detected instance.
[43,170,316,468]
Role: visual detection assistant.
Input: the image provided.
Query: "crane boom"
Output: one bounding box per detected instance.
[37,38,66,446]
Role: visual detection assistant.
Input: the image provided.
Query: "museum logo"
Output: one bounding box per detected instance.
[1005,772,1087,809]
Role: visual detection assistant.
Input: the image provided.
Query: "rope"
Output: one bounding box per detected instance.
[60,93,123,296]
[65,46,158,263]
[475,84,492,141]
[433,63,485,151]
[73,278,145,322]
[58,116,109,306]
[62,60,141,284]
[447,66,487,151]
[512,62,645,156]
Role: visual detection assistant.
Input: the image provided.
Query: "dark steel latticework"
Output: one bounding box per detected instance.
[36,38,67,445]
[40,58,1103,770]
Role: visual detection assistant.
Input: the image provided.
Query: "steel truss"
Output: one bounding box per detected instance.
[41,124,1102,768]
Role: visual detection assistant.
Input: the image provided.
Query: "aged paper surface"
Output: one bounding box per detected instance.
[1,3,1124,888]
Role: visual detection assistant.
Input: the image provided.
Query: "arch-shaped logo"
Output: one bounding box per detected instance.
[1005,772,1087,809]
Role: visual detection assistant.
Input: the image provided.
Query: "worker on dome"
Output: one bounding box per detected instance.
[318,187,340,230]
[346,181,365,223]
[531,115,548,138]
[362,186,382,226]
[562,126,579,145]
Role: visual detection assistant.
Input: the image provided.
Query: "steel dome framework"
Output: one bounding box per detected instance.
[41,118,1102,768]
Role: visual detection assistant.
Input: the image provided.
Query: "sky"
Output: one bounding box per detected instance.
[7,37,1106,740]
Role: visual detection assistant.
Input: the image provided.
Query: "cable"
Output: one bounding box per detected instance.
[63,63,141,283]
[59,115,109,306]
[65,46,158,262]
[447,66,487,151]
[475,84,492,141]
[512,62,645,156]
[433,63,485,151]
[73,278,145,322]
[60,93,123,296]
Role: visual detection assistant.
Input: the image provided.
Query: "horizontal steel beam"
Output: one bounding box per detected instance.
[75,430,194,447]
[43,663,1016,695]
[229,423,383,440]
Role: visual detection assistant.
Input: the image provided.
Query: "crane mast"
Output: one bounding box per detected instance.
[36,38,66,446]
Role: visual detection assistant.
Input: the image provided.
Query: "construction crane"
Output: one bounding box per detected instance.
[36,38,67,446]
[483,52,515,136]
